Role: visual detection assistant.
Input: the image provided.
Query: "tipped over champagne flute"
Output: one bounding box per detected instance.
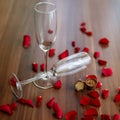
[34,2,57,89]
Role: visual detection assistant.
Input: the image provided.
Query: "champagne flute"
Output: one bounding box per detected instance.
[34,2,57,89]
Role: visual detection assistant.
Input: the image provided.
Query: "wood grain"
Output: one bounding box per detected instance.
[0,0,120,119]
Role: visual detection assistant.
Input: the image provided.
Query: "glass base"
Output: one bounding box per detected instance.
[33,71,56,89]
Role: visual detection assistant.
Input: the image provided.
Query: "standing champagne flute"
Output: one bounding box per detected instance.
[34,2,57,89]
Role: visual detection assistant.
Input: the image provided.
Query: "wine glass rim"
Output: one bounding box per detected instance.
[34,2,56,14]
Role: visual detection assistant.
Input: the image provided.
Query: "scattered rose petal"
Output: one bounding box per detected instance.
[99,38,109,46]
[86,75,97,81]
[80,22,86,26]
[53,102,63,119]
[49,49,55,57]
[86,31,93,36]
[90,98,101,107]
[98,59,107,66]
[101,89,109,99]
[0,104,13,115]
[36,96,42,108]
[23,35,31,48]
[87,90,99,99]
[17,98,34,107]
[81,116,95,120]
[84,107,98,117]
[72,41,76,47]
[113,93,120,103]
[113,114,120,120]
[118,87,120,93]
[9,102,17,110]
[74,47,80,53]
[32,62,38,72]
[80,95,91,106]
[10,76,16,87]
[48,29,53,34]
[80,27,86,33]
[53,80,62,89]
[101,114,111,120]
[40,64,45,72]
[96,81,103,89]
[94,51,100,59]
[58,50,69,60]
[102,68,113,77]
[46,97,55,109]
[65,110,77,120]
[82,47,90,53]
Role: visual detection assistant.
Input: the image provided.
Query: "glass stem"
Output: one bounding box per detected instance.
[45,51,48,73]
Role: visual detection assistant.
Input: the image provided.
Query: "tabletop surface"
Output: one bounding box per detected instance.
[0,0,120,119]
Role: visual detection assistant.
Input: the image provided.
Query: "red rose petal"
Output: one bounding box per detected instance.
[0,104,13,115]
[113,114,120,120]
[101,89,109,99]
[87,90,99,99]
[53,102,63,119]
[36,96,42,108]
[98,59,107,66]
[102,68,113,77]
[113,93,120,102]
[40,64,45,72]
[65,110,77,120]
[48,29,53,34]
[80,27,87,33]
[53,80,62,89]
[80,95,91,106]
[17,98,34,107]
[84,107,98,117]
[46,97,55,109]
[101,114,111,120]
[80,22,86,26]
[81,116,95,120]
[72,41,76,47]
[86,31,93,36]
[9,102,17,110]
[94,51,100,59]
[10,76,16,87]
[90,98,101,107]
[58,50,69,60]
[118,87,120,93]
[96,81,103,89]
[82,47,90,53]
[32,62,38,72]
[49,49,55,57]
[86,75,97,81]
[99,38,109,45]
[74,47,80,53]
[23,35,31,48]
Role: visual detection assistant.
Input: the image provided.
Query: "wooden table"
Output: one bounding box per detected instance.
[0,0,120,119]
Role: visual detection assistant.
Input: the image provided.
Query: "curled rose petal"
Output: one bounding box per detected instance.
[101,114,111,120]
[86,75,97,81]
[113,114,120,120]
[36,96,42,108]
[82,47,90,53]
[32,62,38,72]
[23,35,31,48]
[48,29,53,34]
[0,104,13,115]
[87,90,99,99]
[17,98,34,107]
[113,93,120,103]
[49,48,55,57]
[40,64,45,72]
[94,51,100,59]
[9,102,17,110]
[74,47,80,53]
[80,22,86,26]
[98,59,107,66]
[65,110,77,120]
[96,81,103,89]
[80,95,91,106]
[58,50,69,60]
[72,41,76,47]
[53,80,62,89]
[86,31,93,36]
[102,68,113,77]
[99,38,109,46]
[90,98,101,107]
[80,27,86,33]
[84,107,98,117]
[10,76,16,87]
[101,89,109,99]
[46,97,55,109]
[53,102,63,119]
